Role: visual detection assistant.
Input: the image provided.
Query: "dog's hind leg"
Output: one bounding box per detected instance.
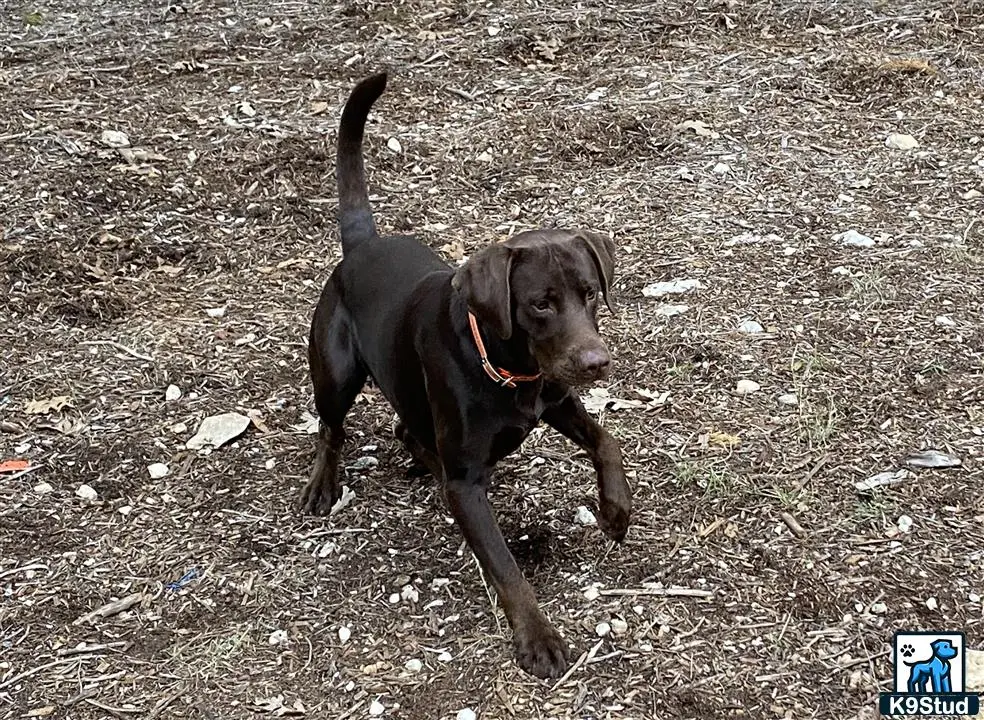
[300,289,367,516]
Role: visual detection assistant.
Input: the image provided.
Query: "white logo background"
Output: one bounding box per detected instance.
[894,632,965,693]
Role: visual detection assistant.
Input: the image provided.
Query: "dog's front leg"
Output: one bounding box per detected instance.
[541,391,631,542]
[443,468,569,679]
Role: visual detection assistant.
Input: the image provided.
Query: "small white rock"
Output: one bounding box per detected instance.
[969,593,981,604]
[885,133,919,150]
[100,129,131,148]
[897,515,914,533]
[935,315,957,327]
[438,651,453,662]
[268,629,289,645]
[368,700,385,716]
[712,162,730,175]
[655,303,689,318]
[870,601,888,615]
[34,481,54,495]
[171,422,188,434]
[926,597,939,611]
[961,188,982,200]
[118,505,132,516]
[595,621,611,637]
[642,278,702,298]
[778,393,798,406]
[264,458,276,470]
[583,586,600,601]
[632,605,644,615]
[405,658,423,672]
[735,379,761,395]
[388,593,400,604]
[165,384,181,401]
[575,506,597,526]
[75,484,98,501]
[338,626,351,643]
[147,462,169,479]
[400,584,419,603]
[610,618,628,635]
[738,319,764,334]
[835,229,875,248]
[456,709,477,720]
[205,306,226,318]
[387,137,402,153]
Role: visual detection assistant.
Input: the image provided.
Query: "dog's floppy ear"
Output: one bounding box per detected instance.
[452,243,514,340]
[577,230,617,312]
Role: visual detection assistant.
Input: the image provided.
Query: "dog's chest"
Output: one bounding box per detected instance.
[484,396,541,464]
[488,424,533,465]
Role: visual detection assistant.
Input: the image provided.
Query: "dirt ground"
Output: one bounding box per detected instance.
[2,0,983,718]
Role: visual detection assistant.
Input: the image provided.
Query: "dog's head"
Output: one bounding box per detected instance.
[452,229,616,386]
[931,639,958,660]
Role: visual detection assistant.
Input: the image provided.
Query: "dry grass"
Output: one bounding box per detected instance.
[2,1,983,718]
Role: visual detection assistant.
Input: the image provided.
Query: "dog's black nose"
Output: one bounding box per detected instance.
[579,348,610,374]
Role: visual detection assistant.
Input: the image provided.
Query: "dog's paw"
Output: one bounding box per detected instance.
[598,494,631,543]
[297,477,340,516]
[514,622,570,679]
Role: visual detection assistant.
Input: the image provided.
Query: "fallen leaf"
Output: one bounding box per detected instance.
[294,411,320,435]
[330,485,357,516]
[247,409,270,433]
[856,469,910,492]
[24,395,72,415]
[676,119,720,139]
[310,101,329,115]
[0,459,30,473]
[708,431,741,449]
[905,449,961,469]
[186,412,251,450]
[581,388,644,414]
[118,147,168,163]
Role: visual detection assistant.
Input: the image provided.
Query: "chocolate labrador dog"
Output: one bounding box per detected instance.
[301,72,631,679]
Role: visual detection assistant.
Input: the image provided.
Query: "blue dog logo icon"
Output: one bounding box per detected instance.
[879,630,980,716]
[904,638,958,694]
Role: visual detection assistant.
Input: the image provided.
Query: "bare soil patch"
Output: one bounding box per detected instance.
[2,1,982,718]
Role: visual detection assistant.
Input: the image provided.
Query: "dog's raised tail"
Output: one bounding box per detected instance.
[336,72,387,253]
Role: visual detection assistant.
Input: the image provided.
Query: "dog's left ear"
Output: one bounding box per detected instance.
[577,230,616,312]
[452,243,514,340]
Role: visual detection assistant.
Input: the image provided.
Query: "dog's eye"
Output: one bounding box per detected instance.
[585,289,597,302]
[532,299,551,312]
